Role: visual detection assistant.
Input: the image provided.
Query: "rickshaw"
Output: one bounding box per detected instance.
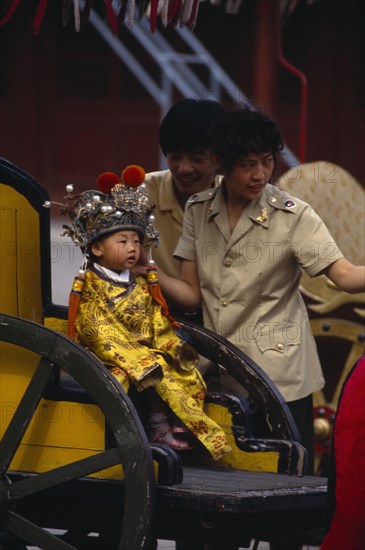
[0,157,332,549]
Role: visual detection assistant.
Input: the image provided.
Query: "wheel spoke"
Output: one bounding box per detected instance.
[0,357,53,473]
[0,315,155,549]
[8,447,121,501]
[4,510,77,550]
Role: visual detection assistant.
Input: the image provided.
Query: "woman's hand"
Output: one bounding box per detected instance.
[133,245,150,277]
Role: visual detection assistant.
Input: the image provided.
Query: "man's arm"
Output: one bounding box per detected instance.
[323,258,365,293]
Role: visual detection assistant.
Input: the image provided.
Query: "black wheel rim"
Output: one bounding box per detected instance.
[0,314,155,550]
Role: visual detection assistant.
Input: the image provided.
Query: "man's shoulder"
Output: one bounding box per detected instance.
[186,184,220,208]
[145,170,171,186]
[145,170,172,196]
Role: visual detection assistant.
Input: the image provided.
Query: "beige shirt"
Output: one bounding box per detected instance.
[145,170,222,278]
[174,183,344,402]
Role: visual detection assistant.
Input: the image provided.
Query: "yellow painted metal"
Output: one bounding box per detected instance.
[14,399,105,449]
[44,316,68,335]
[0,210,17,314]
[0,183,42,322]
[0,340,120,478]
[0,342,40,440]
[0,340,159,480]
[204,402,279,472]
[9,444,125,480]
[17,208,42,321]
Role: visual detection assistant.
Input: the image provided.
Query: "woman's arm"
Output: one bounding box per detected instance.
[134,250,201,312]
[156,259,202,312]
[323,258,365,293]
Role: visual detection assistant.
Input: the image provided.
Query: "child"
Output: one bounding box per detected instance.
[58,165,230,460]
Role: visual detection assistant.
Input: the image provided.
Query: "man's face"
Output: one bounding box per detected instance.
[166,150,219,198]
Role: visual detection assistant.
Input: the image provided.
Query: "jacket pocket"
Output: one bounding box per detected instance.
[254,323,301,354]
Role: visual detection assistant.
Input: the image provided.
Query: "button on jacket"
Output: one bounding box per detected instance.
[174,183,344,402]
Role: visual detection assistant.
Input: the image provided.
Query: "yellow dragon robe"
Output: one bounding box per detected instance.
[76,269,230,461]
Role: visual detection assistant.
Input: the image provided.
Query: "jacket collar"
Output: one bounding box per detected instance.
[207,182,271,229]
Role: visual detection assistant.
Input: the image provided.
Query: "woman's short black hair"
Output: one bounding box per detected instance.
[211,108,284,173]
[159,98,226,155]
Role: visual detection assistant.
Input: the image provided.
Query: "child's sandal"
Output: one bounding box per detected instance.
[171,421,190,434]
[149,428,195,451]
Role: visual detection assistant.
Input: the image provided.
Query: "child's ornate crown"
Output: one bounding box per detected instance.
[45,165,160,251]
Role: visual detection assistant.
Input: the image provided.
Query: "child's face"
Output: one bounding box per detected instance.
[224,152,274,204]
[91,230,141,272]
[166,149,219,199]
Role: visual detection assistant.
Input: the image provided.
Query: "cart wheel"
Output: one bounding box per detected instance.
[0,314,155,550]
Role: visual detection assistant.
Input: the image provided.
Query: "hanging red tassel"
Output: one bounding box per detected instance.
[104,0,118,35]
[167,0,180,21]
[187,0,200,29]
[149,0,157,33]
[68,272,85,340]
[33,0,49,35]
[146,267,181,329]
[167,0,181,27]
[0,0,21,27]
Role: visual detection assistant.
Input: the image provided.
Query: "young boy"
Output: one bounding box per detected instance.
[59,167,230,460]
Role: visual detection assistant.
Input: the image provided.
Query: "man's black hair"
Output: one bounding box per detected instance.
[159,98,226,155]
[211,108,284,173]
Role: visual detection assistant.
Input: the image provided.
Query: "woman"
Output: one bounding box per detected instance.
[145,108,365,472]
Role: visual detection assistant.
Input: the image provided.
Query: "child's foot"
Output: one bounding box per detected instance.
[149,427,195,451]
[171,420,191,434]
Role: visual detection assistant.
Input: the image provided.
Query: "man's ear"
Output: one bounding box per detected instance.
[91,243,102,257]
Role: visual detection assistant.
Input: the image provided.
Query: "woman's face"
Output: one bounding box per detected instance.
[91,230,141,272]
[224,151,275,205]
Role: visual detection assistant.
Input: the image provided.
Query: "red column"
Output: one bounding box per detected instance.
[251,0,280,116]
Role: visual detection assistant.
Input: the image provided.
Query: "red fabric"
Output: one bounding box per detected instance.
[149,0,157,33]
[320,356,365,550]
[0,0,21,27]
[68,273,85,340]
[121,165,145,187]
[187,0,200,29]
[104,0,118,35]
[33,0,48,35]
[167,0,180,20]
[97,171,119,194]
[168,0,182,28]
[146,267,180,329]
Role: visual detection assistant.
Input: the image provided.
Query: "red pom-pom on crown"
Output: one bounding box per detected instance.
[97,172,120,194]
[121,165,145,188]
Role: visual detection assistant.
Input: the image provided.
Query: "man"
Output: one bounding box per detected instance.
[145,98,225,279]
